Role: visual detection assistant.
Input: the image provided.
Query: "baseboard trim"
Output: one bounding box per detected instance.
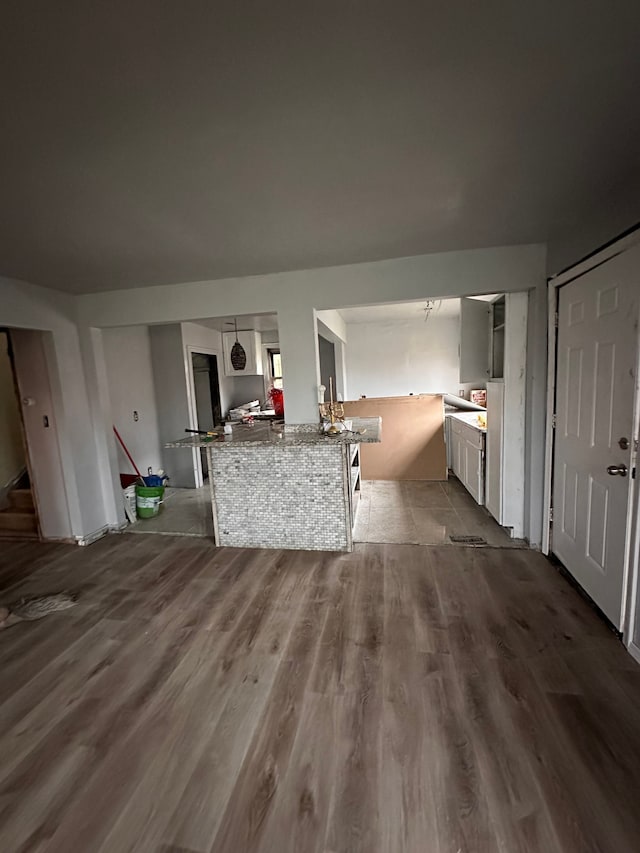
[75,521,126,546]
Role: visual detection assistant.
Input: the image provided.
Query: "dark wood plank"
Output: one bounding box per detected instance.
[0,535,637,853]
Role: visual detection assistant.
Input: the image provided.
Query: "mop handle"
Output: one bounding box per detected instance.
[113,425,143,478]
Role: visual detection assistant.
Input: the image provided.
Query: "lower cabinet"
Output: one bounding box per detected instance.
[449,417,485,505]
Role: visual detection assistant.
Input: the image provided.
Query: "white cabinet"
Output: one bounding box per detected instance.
[485,381,504,521]
[222,330,263,377]
[459,297,491,383]
[484,291,527,538]
[449,416,485,505]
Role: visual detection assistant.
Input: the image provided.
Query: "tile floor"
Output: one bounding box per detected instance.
[127,478,519,548]
[128,485,214,537]
[353,477,526,547]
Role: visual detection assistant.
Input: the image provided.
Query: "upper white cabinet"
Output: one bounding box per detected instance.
[222,330,263,377]
[459,297,491,382]
[490,296,505,379]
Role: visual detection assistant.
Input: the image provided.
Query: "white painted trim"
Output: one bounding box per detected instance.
[206,445,219,546]
[543,234,640,647]
[185,344,223,488]
[549,229,640,288]
[502,292,528,539]
[543,231,640,553]
[75,523,120,546]
[261,341,280,402]
[541,283,558,555]
[622,321,640,646]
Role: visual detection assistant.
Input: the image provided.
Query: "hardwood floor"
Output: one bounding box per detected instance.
[0,534,639,852]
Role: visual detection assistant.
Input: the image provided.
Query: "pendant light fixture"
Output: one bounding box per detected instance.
[230,318,247,370]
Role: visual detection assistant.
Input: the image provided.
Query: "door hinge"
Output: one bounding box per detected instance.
[554,311,559,328]
[552,413,557,429]
[549,507,554,523]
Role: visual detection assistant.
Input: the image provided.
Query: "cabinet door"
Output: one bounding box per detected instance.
[459,297,490,383]
[450,428,462,480]
[463,439,484,505]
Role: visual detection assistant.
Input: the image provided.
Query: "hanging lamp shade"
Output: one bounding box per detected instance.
[230,319,246,370]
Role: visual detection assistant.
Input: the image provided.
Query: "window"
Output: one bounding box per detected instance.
[268,349,283,389]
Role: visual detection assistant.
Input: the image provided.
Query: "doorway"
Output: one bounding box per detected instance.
[318,335,337,397]
[0,330,38,538]
[551,247,640,630]
[191,352,222,480]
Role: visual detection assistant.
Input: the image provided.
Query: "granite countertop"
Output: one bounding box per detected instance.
[165,417,382,449]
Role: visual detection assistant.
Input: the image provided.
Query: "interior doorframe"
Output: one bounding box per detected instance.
[185,344,223,488]
[542,230,640,648]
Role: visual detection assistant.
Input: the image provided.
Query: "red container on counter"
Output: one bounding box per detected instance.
[269,388,284,417]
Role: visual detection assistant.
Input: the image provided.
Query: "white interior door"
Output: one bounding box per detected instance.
[553,250,639,628]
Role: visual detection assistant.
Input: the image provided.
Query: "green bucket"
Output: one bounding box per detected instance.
[135,485,164,519]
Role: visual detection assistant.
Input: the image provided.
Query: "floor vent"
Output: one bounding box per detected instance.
[449,535,487,545]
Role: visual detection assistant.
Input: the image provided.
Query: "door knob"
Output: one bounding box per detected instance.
[607,464,628,477]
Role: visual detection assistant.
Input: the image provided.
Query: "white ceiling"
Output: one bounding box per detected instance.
[339,298,460,325]
[1,2,639,293]
[197,313,279,333]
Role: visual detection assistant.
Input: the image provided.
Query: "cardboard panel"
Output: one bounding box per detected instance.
[343,395,446,481]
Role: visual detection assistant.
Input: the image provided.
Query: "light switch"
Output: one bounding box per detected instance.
[43,415,49,428]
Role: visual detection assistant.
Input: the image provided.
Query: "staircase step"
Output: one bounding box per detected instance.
[0,509,38,532]
[8,489,35,511]
[0,529,39,541]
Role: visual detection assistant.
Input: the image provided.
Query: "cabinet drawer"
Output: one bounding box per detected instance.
[461,424,484,450]
[451,418,484,450]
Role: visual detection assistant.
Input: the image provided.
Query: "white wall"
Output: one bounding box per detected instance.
[0,332,25,492]
[183,323,268,412]
[316,309,347,343]
[0,276,108,540]
[102,326,163,477]
[317,315,348,401]
[547,179,640,275]
[76,243,546,541]
[0,245,546,542]
[149,324,194,487]
[345,315,467,399]
[180,322,231,418]
[78,244,545,423]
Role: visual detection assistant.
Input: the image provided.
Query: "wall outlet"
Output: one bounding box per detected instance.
[133,411,139,422]
[458,389,465,399]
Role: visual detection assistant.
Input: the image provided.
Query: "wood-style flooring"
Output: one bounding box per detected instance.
[0,534,639,852]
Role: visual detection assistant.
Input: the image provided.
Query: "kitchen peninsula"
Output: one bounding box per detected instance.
[166,418,381,551]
